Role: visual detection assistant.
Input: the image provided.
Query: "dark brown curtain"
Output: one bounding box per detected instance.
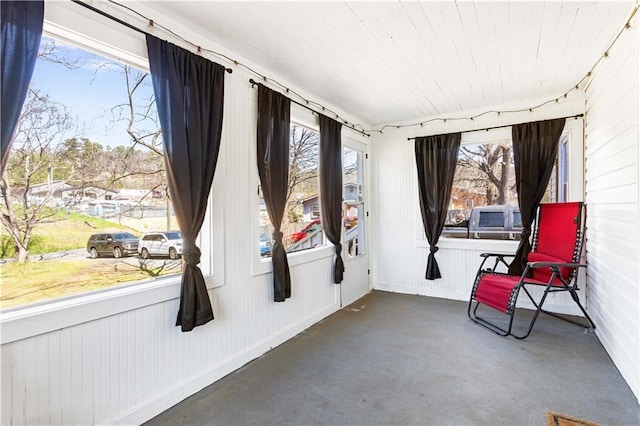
[257,84,292,302]
[1,1,44,176]
[508,118,566,276]
[415,133,461,280]
[319,115,344,284]
[146,35,225,332]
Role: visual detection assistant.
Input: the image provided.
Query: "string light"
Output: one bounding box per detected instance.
[103,0,371,137]
[98,0,636,138]
[364,3,638,134]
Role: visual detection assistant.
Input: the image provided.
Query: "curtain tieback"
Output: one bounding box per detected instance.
[272,230,284,242]
[520,228,532,241]
[429,245,439,254]
[334,244,342,256]
[182,240,201,266]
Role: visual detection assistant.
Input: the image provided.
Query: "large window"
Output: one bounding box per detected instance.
[1,25,223,309]
[258,123,325,257]
[440,121,582,240]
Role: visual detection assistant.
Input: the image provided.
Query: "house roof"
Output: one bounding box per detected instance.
[28,181,117,195]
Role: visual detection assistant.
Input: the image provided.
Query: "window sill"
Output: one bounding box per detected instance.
[251,245,334,276]
[0,270,224,345]
[417,237,520,252]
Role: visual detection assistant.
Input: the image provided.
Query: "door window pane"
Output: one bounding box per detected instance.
[343,147,364,259]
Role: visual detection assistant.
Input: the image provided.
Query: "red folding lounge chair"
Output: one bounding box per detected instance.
[468,202,595,339]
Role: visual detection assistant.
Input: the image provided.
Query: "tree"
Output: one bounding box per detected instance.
[108,65,168,226]
[286,126,320,223]
[456,142,514,206]
[0,90,74,262]
[0,39,167,262]
[0,36,92,262]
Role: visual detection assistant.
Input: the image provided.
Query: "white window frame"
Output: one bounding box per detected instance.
[1,1,225,344]
[416,117,584,247]
[250,105,332,276]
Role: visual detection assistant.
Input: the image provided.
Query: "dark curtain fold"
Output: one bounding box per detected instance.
[319,115,344,284]
[146,35,225,332]
[1,0,44,175]
[508,118,566,276]
[256,84,292,302]
[415,133,461,280]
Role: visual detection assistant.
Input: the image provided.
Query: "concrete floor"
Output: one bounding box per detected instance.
[146,291,640,425]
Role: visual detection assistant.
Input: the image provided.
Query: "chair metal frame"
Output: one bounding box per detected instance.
[467,202,596,339]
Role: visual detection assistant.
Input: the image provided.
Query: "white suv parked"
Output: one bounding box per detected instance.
[138,231,183,260]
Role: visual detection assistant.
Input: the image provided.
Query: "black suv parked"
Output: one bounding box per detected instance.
[87,232,139,258]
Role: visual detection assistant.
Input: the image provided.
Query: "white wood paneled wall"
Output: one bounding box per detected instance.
[0,59,361,426]
[370,94,587,314]
[584,19,640,403]
[0,2,376,424]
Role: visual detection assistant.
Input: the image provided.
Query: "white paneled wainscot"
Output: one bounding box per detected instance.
[584,18,640,402]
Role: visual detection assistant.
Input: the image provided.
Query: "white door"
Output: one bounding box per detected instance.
[340,139,370,307]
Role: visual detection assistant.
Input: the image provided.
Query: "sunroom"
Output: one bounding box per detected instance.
[1,1,639,425]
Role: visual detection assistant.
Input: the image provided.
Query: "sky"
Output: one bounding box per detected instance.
[28,36,158,149]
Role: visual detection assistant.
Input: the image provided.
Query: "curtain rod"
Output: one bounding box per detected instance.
[249,79,371,138]
[406,114,584,141]
[70,0,233,73]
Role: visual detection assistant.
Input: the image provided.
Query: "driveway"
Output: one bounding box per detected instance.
[2,248,182,271]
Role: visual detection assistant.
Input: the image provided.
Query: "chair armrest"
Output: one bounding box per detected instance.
[477,252,515,274]
[480,253,515,259]
[528,261,586,269]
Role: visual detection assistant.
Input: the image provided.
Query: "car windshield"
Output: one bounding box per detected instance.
[113,232,137,240]
[165,232,181,240]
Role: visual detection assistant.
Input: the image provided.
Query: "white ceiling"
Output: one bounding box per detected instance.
[139,1,635,126]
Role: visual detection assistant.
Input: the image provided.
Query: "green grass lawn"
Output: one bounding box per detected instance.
[0,211,180,308]
[0,257,181,308]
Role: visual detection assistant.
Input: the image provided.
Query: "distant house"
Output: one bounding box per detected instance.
[301,194,321,223]
[449,188,486,213]
[343,182,359,202]
[25,181,118,206]
[300,183,361,223]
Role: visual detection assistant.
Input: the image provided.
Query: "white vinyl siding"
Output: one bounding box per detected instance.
[584,20,640,403]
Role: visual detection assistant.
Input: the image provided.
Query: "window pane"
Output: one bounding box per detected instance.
[443,140,517,239]
[442,133,566,240]
[1,36,181,309]
[343,147,365,258]
[258,124,324,257]
[558,133,570,202]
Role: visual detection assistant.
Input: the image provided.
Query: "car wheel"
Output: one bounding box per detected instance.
[169,247,178,260]
[113,247,122,258]
[141,248,150,259]
[90,248,98,259]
